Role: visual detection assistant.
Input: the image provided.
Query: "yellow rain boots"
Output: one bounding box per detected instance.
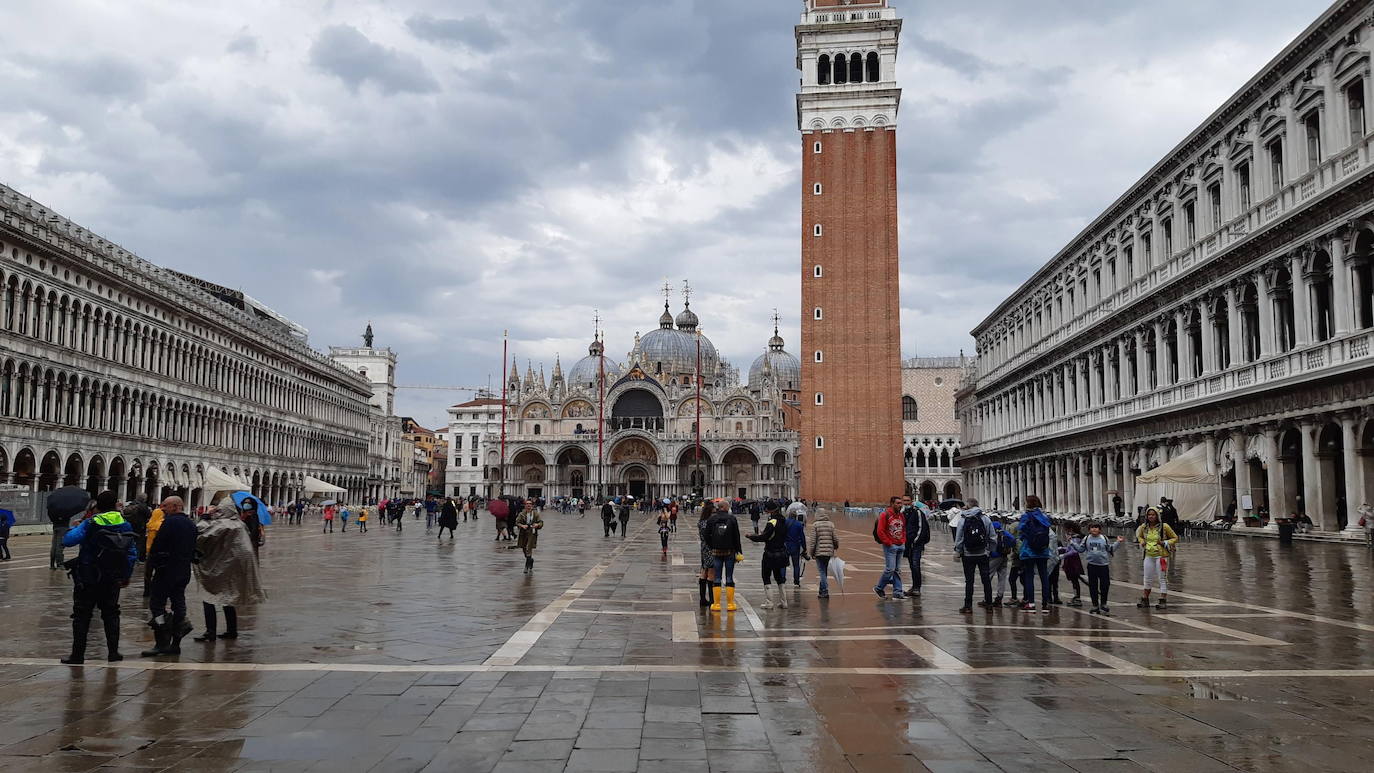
[726,584,738,612]
[710,585,722,612]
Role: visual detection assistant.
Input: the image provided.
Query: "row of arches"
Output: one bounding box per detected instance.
[0,266,367,427]
[817,51,880,85]
[1,357,366,467]
[972,414,1374,531]
[0,446,365,509]
[503,441,794,501]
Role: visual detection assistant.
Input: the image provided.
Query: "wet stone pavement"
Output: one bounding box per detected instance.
[2,509,1374,772]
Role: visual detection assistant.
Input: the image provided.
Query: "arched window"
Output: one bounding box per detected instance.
[833,55,847,84]
[817,54,831,85]
[850,53,863,84]
[866,52,879,82]
[902,396,918,420]
[813,265,823,277]
[533,424,541,435]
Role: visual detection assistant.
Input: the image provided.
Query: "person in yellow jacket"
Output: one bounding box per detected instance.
[358,507,369,534]
[141,505,166,597]
[1135,507,1178,611]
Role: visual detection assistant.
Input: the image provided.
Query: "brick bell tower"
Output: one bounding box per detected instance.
[797,0,904,505]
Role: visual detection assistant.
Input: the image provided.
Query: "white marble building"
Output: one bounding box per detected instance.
[493,298,801,502]
[0,184,372,514]
[444,397,503,499]
[329,336,407,502]
[957,1,1374,538]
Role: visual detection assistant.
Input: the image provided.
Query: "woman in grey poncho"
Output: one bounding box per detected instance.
[192,499,266,641]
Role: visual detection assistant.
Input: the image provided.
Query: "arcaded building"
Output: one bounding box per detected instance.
[0,184,372,512]
[797,0,906,505]
[958,0,1374,537]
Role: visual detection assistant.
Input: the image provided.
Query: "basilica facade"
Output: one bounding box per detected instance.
[958,1,1374,538]
[496,300,801,502]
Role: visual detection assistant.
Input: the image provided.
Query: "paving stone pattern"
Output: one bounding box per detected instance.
[1,509,1373,771]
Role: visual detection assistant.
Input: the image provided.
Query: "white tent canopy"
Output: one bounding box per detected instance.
[301,474,346,495]
[201,465,251,496]
[1135,443,1220,521]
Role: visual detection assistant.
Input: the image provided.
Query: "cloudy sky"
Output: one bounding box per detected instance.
[0,0,1333,428]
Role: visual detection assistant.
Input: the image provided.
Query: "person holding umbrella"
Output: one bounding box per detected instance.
[47,485,90,570]
[193,499,266,642]
[232,495,267,555]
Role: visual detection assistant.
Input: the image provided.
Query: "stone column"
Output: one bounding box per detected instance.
[1076,358,1090,409]
[1332,233,1353,336]
[1173,309,1189,383]
[1232,430,1252,518]
[1264,427,1285,531]
[1092,452,1105,516]
[1341,415,1364,536]
[1079,454,1092,514]
[1199,299,1217,375]
[1123,447,1137,517]
[1151,318,1165,389]
[1116,338,1130,399]
[1225,284,1242,368]
[1255,270,1276,357]
[1300,421,1321,528]
[1133,329,1148,395]
[1292,254,1312,347]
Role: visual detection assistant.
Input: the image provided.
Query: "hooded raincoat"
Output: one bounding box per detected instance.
[194,500,266,607]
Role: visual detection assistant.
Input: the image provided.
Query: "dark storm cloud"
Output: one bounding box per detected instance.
[405,14,507,51]
[309,24,439,94]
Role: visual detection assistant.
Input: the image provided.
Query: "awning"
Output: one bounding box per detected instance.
[301,474,347,494]
[1135,443,1220,520]
[202,466,251,495]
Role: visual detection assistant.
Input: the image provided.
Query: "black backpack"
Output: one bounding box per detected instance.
[710,518,733,551]
[962,517,988,553]
[73,525,132,585]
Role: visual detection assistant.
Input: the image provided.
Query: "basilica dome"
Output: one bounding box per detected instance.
[749,328,800,391]
[568,338,619,388]
[637,302,718,378]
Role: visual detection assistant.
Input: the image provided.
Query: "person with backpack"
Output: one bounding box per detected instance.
[902,495,930,599]
[953,499,995,613]
[142,496,197,657]
[872,497,907,600]
[59,490,138,664]
[1135,507,1178,610]
[987,514,1014,607]
[1016,495,1054,613]
[808,508,839,599]
[747,502,790,610]
[706,499,743,612]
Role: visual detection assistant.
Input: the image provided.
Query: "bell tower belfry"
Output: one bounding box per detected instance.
[797,0,905,505]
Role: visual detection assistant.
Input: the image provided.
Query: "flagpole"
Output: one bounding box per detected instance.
[597,326,606,502]
[695,328,703,499]
[499,331,508,497]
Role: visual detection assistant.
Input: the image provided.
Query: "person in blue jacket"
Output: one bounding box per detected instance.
[0,507,15,560]
[1016,495,1054,613]
[60,490,138,664]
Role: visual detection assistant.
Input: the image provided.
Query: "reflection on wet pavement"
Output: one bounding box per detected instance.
[1,509,1372,771]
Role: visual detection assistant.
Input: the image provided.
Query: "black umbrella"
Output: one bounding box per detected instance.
[47,486,91,521]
